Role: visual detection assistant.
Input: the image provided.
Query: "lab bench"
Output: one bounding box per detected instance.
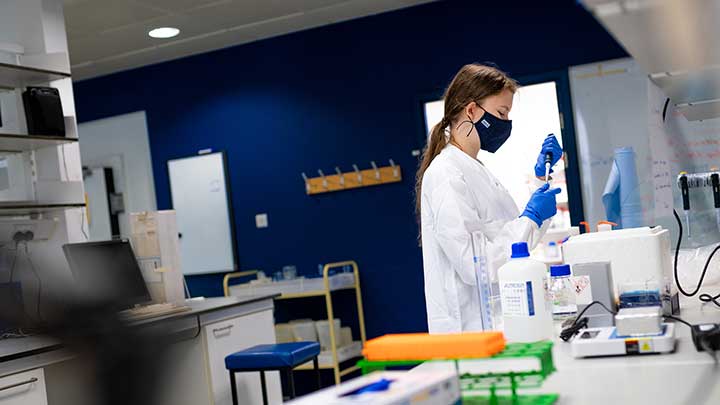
[0,294,282,405]
[411,293,720,404]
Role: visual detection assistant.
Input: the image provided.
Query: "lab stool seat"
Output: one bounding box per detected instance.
[225,341,321,405]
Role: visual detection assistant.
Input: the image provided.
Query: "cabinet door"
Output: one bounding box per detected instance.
[205,309,282,405]
[0,369,48,405]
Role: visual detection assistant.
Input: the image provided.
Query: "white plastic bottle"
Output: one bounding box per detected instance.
[498,242,553,342]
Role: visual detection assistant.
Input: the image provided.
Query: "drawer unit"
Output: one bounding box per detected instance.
[0,369,47,405]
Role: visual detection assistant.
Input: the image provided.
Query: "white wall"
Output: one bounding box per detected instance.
[78,111,157,238]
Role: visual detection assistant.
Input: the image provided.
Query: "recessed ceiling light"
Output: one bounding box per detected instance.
[148,27,180,39]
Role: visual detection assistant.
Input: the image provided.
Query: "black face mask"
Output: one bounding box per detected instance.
[460,106,513,153]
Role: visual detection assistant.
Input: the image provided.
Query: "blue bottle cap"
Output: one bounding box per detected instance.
[550,264,571,277]
[511,242,530,258]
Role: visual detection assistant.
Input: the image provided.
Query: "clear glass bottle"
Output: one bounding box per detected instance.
[549,264,577,320]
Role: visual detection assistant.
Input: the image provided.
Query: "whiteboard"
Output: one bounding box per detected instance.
[168,152,237,275]
[569,58,720,245]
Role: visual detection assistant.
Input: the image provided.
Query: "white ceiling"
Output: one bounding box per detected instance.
[64,0,436,80]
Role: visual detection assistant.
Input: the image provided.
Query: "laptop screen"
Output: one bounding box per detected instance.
[63,240,151,310]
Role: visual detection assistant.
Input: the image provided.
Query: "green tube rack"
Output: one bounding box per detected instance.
[356,341,558,405]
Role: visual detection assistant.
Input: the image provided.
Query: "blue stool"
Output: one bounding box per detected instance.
[225,342,321,405]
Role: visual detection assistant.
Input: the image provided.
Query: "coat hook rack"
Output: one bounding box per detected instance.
[301,172,311,194]
[317,169,328,189]
[334,166,345,186]
[389,159,399,178]
[352,164,363,184]
[370,161,380,180]
[302,159,402,195]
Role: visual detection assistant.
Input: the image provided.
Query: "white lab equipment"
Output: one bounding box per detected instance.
[498,242,553,342]
[676,170,720,235]
[570,323,675,358]
[420,145,547,334]
[284,370,461,405]
[129,210,186,304]
[562,226,678,314]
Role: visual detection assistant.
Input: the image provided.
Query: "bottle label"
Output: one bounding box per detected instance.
[500,280,535,317]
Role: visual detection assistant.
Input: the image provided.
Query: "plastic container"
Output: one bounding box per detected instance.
[498,242,553,343]
[549,264,577,320]
[362,332,505,361]
[315,319,342,350]
[545,241,559,259]
[282,265,297,280]
[290,320,318,342]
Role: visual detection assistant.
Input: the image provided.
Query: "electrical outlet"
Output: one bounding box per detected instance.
[255,213,268,229]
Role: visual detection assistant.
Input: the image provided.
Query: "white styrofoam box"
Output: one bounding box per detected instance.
[563,226,673,298]
[275,323,295,343]
[315,319,341,351]
[291,320,317,342]
[340,327,353,346]
[298,341,363,368]
[285,370,460,405]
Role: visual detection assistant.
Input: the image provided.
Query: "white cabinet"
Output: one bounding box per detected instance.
[0,369,47,405]
[205,309,282,405]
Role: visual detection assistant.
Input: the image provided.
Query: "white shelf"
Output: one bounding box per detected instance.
[229,273,356,298]
[0,133,78,154]
[0,202,85,216]
[675,100,720,122]
[0,62,70,89]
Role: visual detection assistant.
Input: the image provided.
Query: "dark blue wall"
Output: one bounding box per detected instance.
[73,0,626,338]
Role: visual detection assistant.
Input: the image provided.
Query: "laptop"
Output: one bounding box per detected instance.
[63,240,190,320]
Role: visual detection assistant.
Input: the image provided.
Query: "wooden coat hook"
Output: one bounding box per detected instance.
[302,159,402,195]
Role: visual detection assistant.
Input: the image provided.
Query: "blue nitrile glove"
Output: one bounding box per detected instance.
[521,183,562,227]
[534,134,563,177]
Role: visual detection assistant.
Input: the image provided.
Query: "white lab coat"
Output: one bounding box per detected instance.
[420,144,548,333]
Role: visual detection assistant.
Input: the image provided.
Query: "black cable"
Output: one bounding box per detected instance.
[699,293,720,307]
[8,246,18,282]
[560,317,588,342]
[672,209,720,306]
[23,244,43,322]
[664,314,693,328]
[572,300,617,325]
[662,97,671,122]
[560,300,617,342]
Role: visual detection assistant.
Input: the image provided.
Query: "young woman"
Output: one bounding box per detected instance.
[416,63,562,333]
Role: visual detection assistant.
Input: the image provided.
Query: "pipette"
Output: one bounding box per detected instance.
[679,172,691,238]
[711,171,720,233]
[544,151,553,184]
